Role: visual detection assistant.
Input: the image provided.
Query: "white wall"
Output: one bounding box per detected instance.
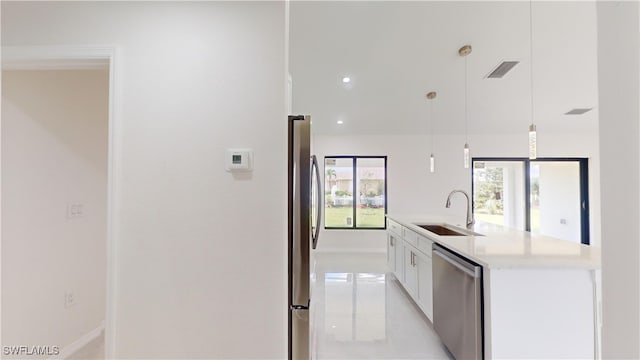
[597,2,640,357]
[1,70,108,357]
[1,2,287,358]
[501,162,525,230]
[314,130,600,251]
[537,162,581,243]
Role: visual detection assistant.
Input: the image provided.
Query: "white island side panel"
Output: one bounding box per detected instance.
[485,268,596,359]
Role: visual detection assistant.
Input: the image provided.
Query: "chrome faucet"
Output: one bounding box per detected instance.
[445,190,475,229]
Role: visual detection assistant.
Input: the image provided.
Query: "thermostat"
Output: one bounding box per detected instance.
[225,149,253,172]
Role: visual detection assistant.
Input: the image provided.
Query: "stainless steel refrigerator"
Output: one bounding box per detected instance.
[288,115,321,360]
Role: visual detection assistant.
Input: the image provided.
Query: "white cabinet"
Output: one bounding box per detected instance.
[394,235,404,282]
[404,244,419,297]
[404,241,433,320]
[388,219,402,235]
[387,221,434,322]
[416,250,433,320]
[386,232,398,274]
[416,235,434,319]
[387,219,403,280]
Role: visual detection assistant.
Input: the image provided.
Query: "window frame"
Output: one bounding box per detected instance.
[324,155,388,230]
[471,157,590,244]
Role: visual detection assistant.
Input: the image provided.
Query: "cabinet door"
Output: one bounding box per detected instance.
[393,238,404,282]
[416,252,433,321]
[404,245,418,296]
[387,233,397,273]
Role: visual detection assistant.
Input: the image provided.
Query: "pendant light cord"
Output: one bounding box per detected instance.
[464,55,469,143]
[430,99,435,153]
[529,0,534,127]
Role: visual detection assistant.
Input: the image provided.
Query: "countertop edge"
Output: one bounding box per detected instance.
[387,214,601,270]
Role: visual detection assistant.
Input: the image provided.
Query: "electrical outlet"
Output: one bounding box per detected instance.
[64,291,76,308]
[560,218,567,225]
[66,203,84,219]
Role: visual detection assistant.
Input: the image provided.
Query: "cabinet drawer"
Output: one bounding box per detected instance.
[417,235,434,257]
[404,228,419,247]
[388,219,402,235]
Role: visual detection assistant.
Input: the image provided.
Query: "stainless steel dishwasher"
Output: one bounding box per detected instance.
[432,244,483,360]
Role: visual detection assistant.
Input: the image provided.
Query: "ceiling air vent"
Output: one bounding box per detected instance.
[486,61,519,78]
[565,108,592,115]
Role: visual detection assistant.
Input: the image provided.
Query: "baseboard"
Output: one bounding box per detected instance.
[52,321,104,360]
[314,248,386,253]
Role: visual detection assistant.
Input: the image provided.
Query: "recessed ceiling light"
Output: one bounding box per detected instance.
[342,76,351,84]
[337,120,344,125]
[565,108,592,115]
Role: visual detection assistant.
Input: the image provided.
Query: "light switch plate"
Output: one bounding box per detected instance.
[67,203,84,218]
[64,291,76,308]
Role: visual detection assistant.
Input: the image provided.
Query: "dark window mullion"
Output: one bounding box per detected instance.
[524,159,531,232]
[352,157,357,229]
[579,159,590,245]
[383,156,388,229]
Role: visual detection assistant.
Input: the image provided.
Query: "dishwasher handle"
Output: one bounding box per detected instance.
[433,248,481,278]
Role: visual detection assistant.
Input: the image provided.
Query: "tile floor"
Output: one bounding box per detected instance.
[311,252,452,359]
[70,252,451,359]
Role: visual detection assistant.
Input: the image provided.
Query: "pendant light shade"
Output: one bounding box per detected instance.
[528,124,537,159]
[430,153,435,173]
[463,143,470,169]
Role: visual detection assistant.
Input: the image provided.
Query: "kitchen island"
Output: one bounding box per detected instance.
[386,214,601,359]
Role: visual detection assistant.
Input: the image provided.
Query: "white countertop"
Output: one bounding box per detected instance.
[387,214,601,270]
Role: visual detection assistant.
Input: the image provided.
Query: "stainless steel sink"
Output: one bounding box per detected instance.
[416,224,466,236]
[413,223,484,237]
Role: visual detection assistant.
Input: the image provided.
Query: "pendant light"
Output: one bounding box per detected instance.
[528,0,537,159]
[426,91,437,173]
[459,44,472,168]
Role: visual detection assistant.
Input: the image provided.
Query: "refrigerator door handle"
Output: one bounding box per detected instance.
[311,155,322,249]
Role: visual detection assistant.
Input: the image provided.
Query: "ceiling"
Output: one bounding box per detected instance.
[289,1,599,136]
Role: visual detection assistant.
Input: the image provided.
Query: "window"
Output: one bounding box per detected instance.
[472,158,590,244]
[324,156,387,229]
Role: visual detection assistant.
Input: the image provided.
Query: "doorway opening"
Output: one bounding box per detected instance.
[2,47,117,359]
